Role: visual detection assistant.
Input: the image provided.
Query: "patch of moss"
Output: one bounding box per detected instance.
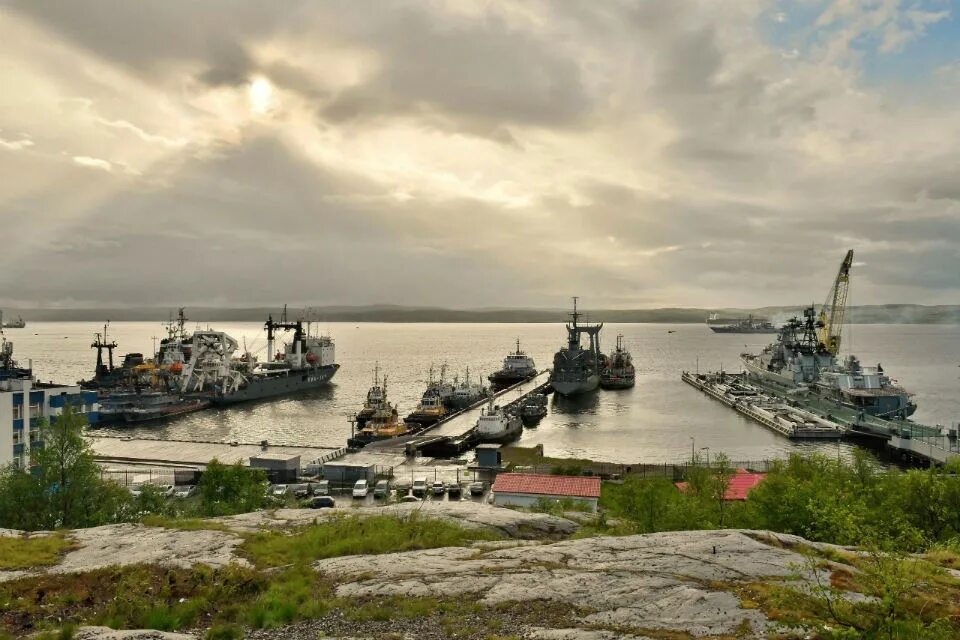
[0,533,74,570]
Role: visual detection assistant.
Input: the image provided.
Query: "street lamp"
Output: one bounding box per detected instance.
[690,437,695,462]
[700,447,710,467]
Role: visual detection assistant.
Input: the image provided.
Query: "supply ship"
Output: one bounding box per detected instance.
[741,250,916,419]
[599,334,635,389]
[488,339,537,390]
[550,297,602,396]
[707,314,777,334]
[449,367,490,409]
[180,309,338,405]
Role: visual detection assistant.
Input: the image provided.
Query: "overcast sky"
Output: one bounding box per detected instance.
[1,1,958,310]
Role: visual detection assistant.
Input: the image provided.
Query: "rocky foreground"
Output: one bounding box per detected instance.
[0,502,922,639]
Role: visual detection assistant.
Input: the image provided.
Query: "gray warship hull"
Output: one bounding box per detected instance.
[550,374,599,396]
[208,364,339,405]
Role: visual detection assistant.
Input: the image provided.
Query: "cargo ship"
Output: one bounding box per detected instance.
[180,310,338,405]
[550,297,602,396]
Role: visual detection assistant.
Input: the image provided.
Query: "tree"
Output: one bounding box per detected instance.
[0,406,131,530]
[198,459,268,516]
[710,453,734,527]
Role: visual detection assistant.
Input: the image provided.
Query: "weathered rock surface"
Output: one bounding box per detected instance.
[217,501,578,538]
[0,524,244,583]
[317,529,830,638]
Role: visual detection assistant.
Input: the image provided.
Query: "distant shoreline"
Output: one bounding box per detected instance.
[3,304,958,325]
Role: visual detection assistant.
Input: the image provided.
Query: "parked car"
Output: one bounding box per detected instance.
[271,484,288,497]
[373,480,391,498]
[128,484,143,498]
[431,481,446,496]
[315,480,329,496]
[411,477,428,497]
[293,484,313,499]
[447,483,462,498]
[156,484,176,498]
[469,481,486,496]
[399,493,422,503]
[173,485,196,499]
[309,496,336,509]
[352,479,369,498]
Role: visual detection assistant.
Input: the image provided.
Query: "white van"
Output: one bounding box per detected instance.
[352,479,369,498]
[411,477,428,497]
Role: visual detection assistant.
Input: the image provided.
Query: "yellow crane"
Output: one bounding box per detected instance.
[818,249,854,355]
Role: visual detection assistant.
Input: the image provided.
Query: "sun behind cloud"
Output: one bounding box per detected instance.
[248,76,274,115]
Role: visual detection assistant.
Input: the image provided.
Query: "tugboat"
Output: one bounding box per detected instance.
[550,297,603,396]
[180,307,339,405]
[405,386,449,427]
[518,393,548,426]
[356,364,387,429]
[448,367,490,409]
[488,339,537,390]
[473,399,522,444]
[347,377,411,448]
[599,334,635,390]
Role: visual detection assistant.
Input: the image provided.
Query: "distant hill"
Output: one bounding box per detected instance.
[3,304,959,324]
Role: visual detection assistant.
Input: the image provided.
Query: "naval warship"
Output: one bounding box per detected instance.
[180,310,338,405]
[741,250,916,419]
[549,298,603,396]
[707,314,777,334]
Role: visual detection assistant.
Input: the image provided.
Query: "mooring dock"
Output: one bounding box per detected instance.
[682,371,843,439]
[683,370,959,465]
[365,370,553,456]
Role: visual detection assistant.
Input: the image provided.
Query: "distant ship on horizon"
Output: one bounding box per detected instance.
[707,313,777,334]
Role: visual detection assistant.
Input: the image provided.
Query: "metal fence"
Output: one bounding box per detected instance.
[100,467,201,488]
[512,459,780,481]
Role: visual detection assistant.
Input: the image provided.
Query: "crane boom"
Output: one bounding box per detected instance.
[818,249,854,356]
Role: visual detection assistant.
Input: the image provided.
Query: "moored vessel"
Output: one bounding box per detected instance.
[518,393,548,426]
[448,367,490,409]
[121,392,209,424]
[488,339,537,390]
[356,364,386,429]
[180,308,339,405]
[405,386,449,427]
[599,334,635,390]
[473,399,522,444]
[347,376,411,448]
[550,298,602,396]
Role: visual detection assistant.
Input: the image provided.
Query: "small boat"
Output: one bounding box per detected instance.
[518,393,548,426]
[122,393,209,424]
[488,339,537,390]
[599,334,635,390]
[473,399,522,444]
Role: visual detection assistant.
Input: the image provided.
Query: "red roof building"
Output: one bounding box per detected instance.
[492,473,602,512]
[675,468,767,501]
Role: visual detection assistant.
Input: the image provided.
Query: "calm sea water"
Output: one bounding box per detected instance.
[9,322,960,464]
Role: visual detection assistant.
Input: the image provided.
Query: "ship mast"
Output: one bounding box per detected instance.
[92,322,118,376]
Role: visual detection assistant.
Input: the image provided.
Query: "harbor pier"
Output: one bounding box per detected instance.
[682,370,958,466]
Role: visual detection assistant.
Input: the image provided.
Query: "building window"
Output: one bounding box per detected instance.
[29,403,42,418]
[12,405,22,420]
[12,431,21,445]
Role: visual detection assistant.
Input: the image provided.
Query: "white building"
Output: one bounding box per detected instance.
[0,337,99,469]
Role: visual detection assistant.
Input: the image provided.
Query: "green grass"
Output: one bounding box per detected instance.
[240,513,500,568]
[0,533,73,570]
[140,515,233,533]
